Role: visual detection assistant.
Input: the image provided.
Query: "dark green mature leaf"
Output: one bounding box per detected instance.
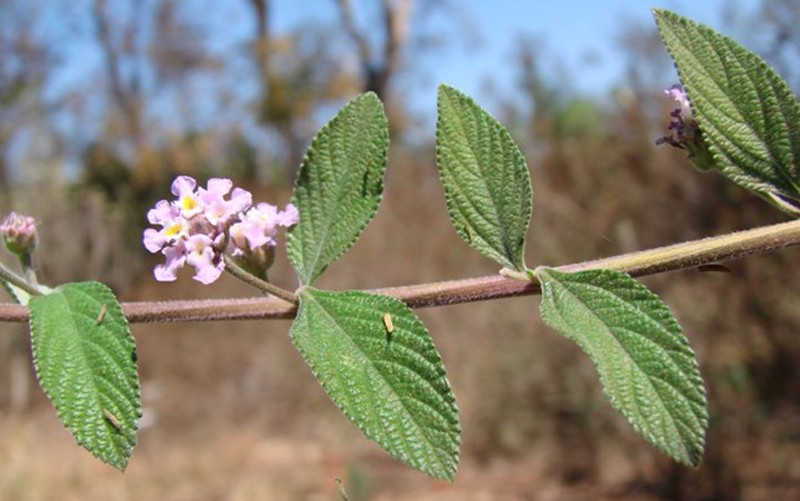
[290,289,460,480]
[436,84,532,270]
[29,281,141,470]
[536,267,708,467]
[287,93,389,285]
[654,9,800,214]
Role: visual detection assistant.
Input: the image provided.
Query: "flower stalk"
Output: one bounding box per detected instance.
[222,255,297,304]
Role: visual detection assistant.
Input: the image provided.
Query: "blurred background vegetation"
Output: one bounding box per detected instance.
[0,0,799,499]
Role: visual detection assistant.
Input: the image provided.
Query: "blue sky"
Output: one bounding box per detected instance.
[24,0,765,171]
[45,0,761,127]
[272,0,755,107]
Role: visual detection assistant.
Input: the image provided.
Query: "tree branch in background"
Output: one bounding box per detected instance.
[92,0,144,150]
[335,0,413,99]
[0,0,51,210]
[248,0,271,78]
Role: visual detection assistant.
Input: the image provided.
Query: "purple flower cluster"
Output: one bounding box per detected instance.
[143,176,298,284]
[656,84,697,149]
[656,84,715,171]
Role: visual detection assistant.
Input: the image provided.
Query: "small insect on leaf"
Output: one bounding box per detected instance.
[96,304,107,325]
[103,408,122,431]
[382,312,394,335]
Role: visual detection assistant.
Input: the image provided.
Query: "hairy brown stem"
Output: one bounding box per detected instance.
[1,218,799,324]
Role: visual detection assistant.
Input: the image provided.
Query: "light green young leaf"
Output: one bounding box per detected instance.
[290,289,460,480]
[654,9,800,214]
[287,93,389,285]
[536,267,708,467]
[29,281,141,471]
[436,84,532,271]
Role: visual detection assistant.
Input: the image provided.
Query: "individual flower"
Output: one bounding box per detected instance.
[143,200,186,253]
[198,178,252,226]
[665,84,691,116]
[171,176,204,218]
[1,212,38,257]
[229,202,299,252]
[184,233,224,284]
[153,241,187,282]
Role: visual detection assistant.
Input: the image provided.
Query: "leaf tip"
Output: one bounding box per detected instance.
[436,84,468,106]
[437,82,455,94]
[356,90,383,108]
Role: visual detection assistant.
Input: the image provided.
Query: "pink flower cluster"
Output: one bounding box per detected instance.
[1,211,38,257]
[143,176,298,284]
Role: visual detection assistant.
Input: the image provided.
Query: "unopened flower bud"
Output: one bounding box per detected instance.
[231,246,276,281]
[1,212,38,258]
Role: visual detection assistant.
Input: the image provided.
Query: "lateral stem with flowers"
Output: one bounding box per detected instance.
[0,215,798,324]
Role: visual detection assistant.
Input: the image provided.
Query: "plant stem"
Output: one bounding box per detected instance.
[558,218,800,276]
[222,255,298,305]
[0,261,43,298]
[18,253,40,288]
[1,218,799,323]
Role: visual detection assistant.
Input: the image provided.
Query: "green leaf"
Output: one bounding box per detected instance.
[290,288,460,480]
[28,281,141,470]
[536,267,708,467]
[436,84,532,270]
[654,9,800,214]
[287,93,389,285]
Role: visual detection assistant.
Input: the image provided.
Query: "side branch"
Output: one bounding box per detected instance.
[1,218,799,324]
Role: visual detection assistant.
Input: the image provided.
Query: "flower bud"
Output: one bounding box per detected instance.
[1,212,38,258]
[231,246,275,281]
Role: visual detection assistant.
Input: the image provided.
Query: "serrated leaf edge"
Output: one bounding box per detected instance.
[292,289,460,480]
[287,92,389,285]
[29,281,141,471]
[536,267,708,467]
[436,84,532,271]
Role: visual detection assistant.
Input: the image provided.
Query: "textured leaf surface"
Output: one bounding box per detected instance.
[290,289,460,480]
[654,9,800,213]
[287,93,389,285]
[29,281,141,470]
[536,267,708,466]
[436,84,532,270]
